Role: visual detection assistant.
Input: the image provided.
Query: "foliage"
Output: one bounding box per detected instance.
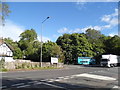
[42,41,65,62]
[18,29,39,61]
[3,27,120,65]
[85,29,105,55]
[0,3,11,25]
[104,35,120,55]
[0,58,5,69]
[4,38,23,59]
[56,33,94,64]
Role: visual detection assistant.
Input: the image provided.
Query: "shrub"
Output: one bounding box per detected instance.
[0,58,5,69]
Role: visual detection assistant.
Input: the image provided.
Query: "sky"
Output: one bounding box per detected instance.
[1,1,119,42]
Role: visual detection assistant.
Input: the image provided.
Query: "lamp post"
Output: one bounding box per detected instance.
[40,17,50,67]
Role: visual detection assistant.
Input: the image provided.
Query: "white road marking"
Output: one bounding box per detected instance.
[0,86,7,88]
[112,85,120,88]
[69,76,75,78]
[58,77,64,79]
[54,79,62,81]
[11,83,24,86]
[34,82,42,85]
[42,82,64,88]
[28,81,38,84]
[41,79,48,81]
[17,85,30,88]
[72,73,116,81]
[63,77,69,80]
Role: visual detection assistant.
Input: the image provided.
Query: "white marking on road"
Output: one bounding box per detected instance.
[58,77,64,79]
[63,77,69,80]
[34,82,42,85]
[42,82,64,88]
[73,73,116,81]
[41,79,48,81]
[54,79,62,81]
[28,81,38,84]
[17,85,30,88]
[11,83,24,86]
[69,76,75,78]
[112,85,120,89]
[0,86,7,88]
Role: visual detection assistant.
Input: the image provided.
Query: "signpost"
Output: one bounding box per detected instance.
[51,57,58,64]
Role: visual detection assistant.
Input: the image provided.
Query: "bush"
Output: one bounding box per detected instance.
[0,58,5,69]
[58,59,63,63]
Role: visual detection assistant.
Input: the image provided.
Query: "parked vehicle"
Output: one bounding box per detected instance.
[78,57,96,65]
[100,54,119,67]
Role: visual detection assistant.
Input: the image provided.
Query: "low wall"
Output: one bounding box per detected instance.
[0,57,14,62]
[4,60,63,70]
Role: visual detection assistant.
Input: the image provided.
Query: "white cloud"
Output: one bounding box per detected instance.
[0,20,52,42]
[57,25,102,34]
[109,33,118,37]
[57,27,70,33]
[38,35,51,43]
[101,15,111,23]
[0,20,25,41]
[103,24,111,29]
[101,8,118,29]
[57,9,118,35]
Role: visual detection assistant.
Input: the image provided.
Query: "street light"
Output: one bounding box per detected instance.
[40,17,50,67]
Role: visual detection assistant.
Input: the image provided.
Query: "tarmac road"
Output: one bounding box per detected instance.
[1,65,120,89]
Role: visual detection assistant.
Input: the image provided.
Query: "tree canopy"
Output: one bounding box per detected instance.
[3,28,120,64]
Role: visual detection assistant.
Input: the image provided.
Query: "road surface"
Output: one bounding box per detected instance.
[1,65,120,89]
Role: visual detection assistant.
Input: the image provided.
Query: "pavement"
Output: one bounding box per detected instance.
[1,65,120,89]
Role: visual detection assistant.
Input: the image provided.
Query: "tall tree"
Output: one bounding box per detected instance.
[18,29,38,60]
[85,28,105,56]
[56,33,94,64]
[18,29,37,50]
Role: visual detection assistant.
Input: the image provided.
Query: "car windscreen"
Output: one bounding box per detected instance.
[101,59,108,61]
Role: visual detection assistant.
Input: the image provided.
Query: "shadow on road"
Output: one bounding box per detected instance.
[2,77,112,90]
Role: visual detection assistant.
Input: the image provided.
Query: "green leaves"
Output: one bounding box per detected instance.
[56,33,94,64]
[4,38,23,59]
[56,29,120,64]
[42,41,65,62]
[4,28,120,64]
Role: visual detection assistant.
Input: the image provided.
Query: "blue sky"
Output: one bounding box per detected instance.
[1,2,118,42]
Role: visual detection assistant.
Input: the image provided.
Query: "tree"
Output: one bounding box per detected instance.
[85,29,105,55]
[0,3,11,25]
[42,41,65,62]
[18,29,39,60]
[105,35,120,55]
[18,29,37,50]
[56,33,94,64]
